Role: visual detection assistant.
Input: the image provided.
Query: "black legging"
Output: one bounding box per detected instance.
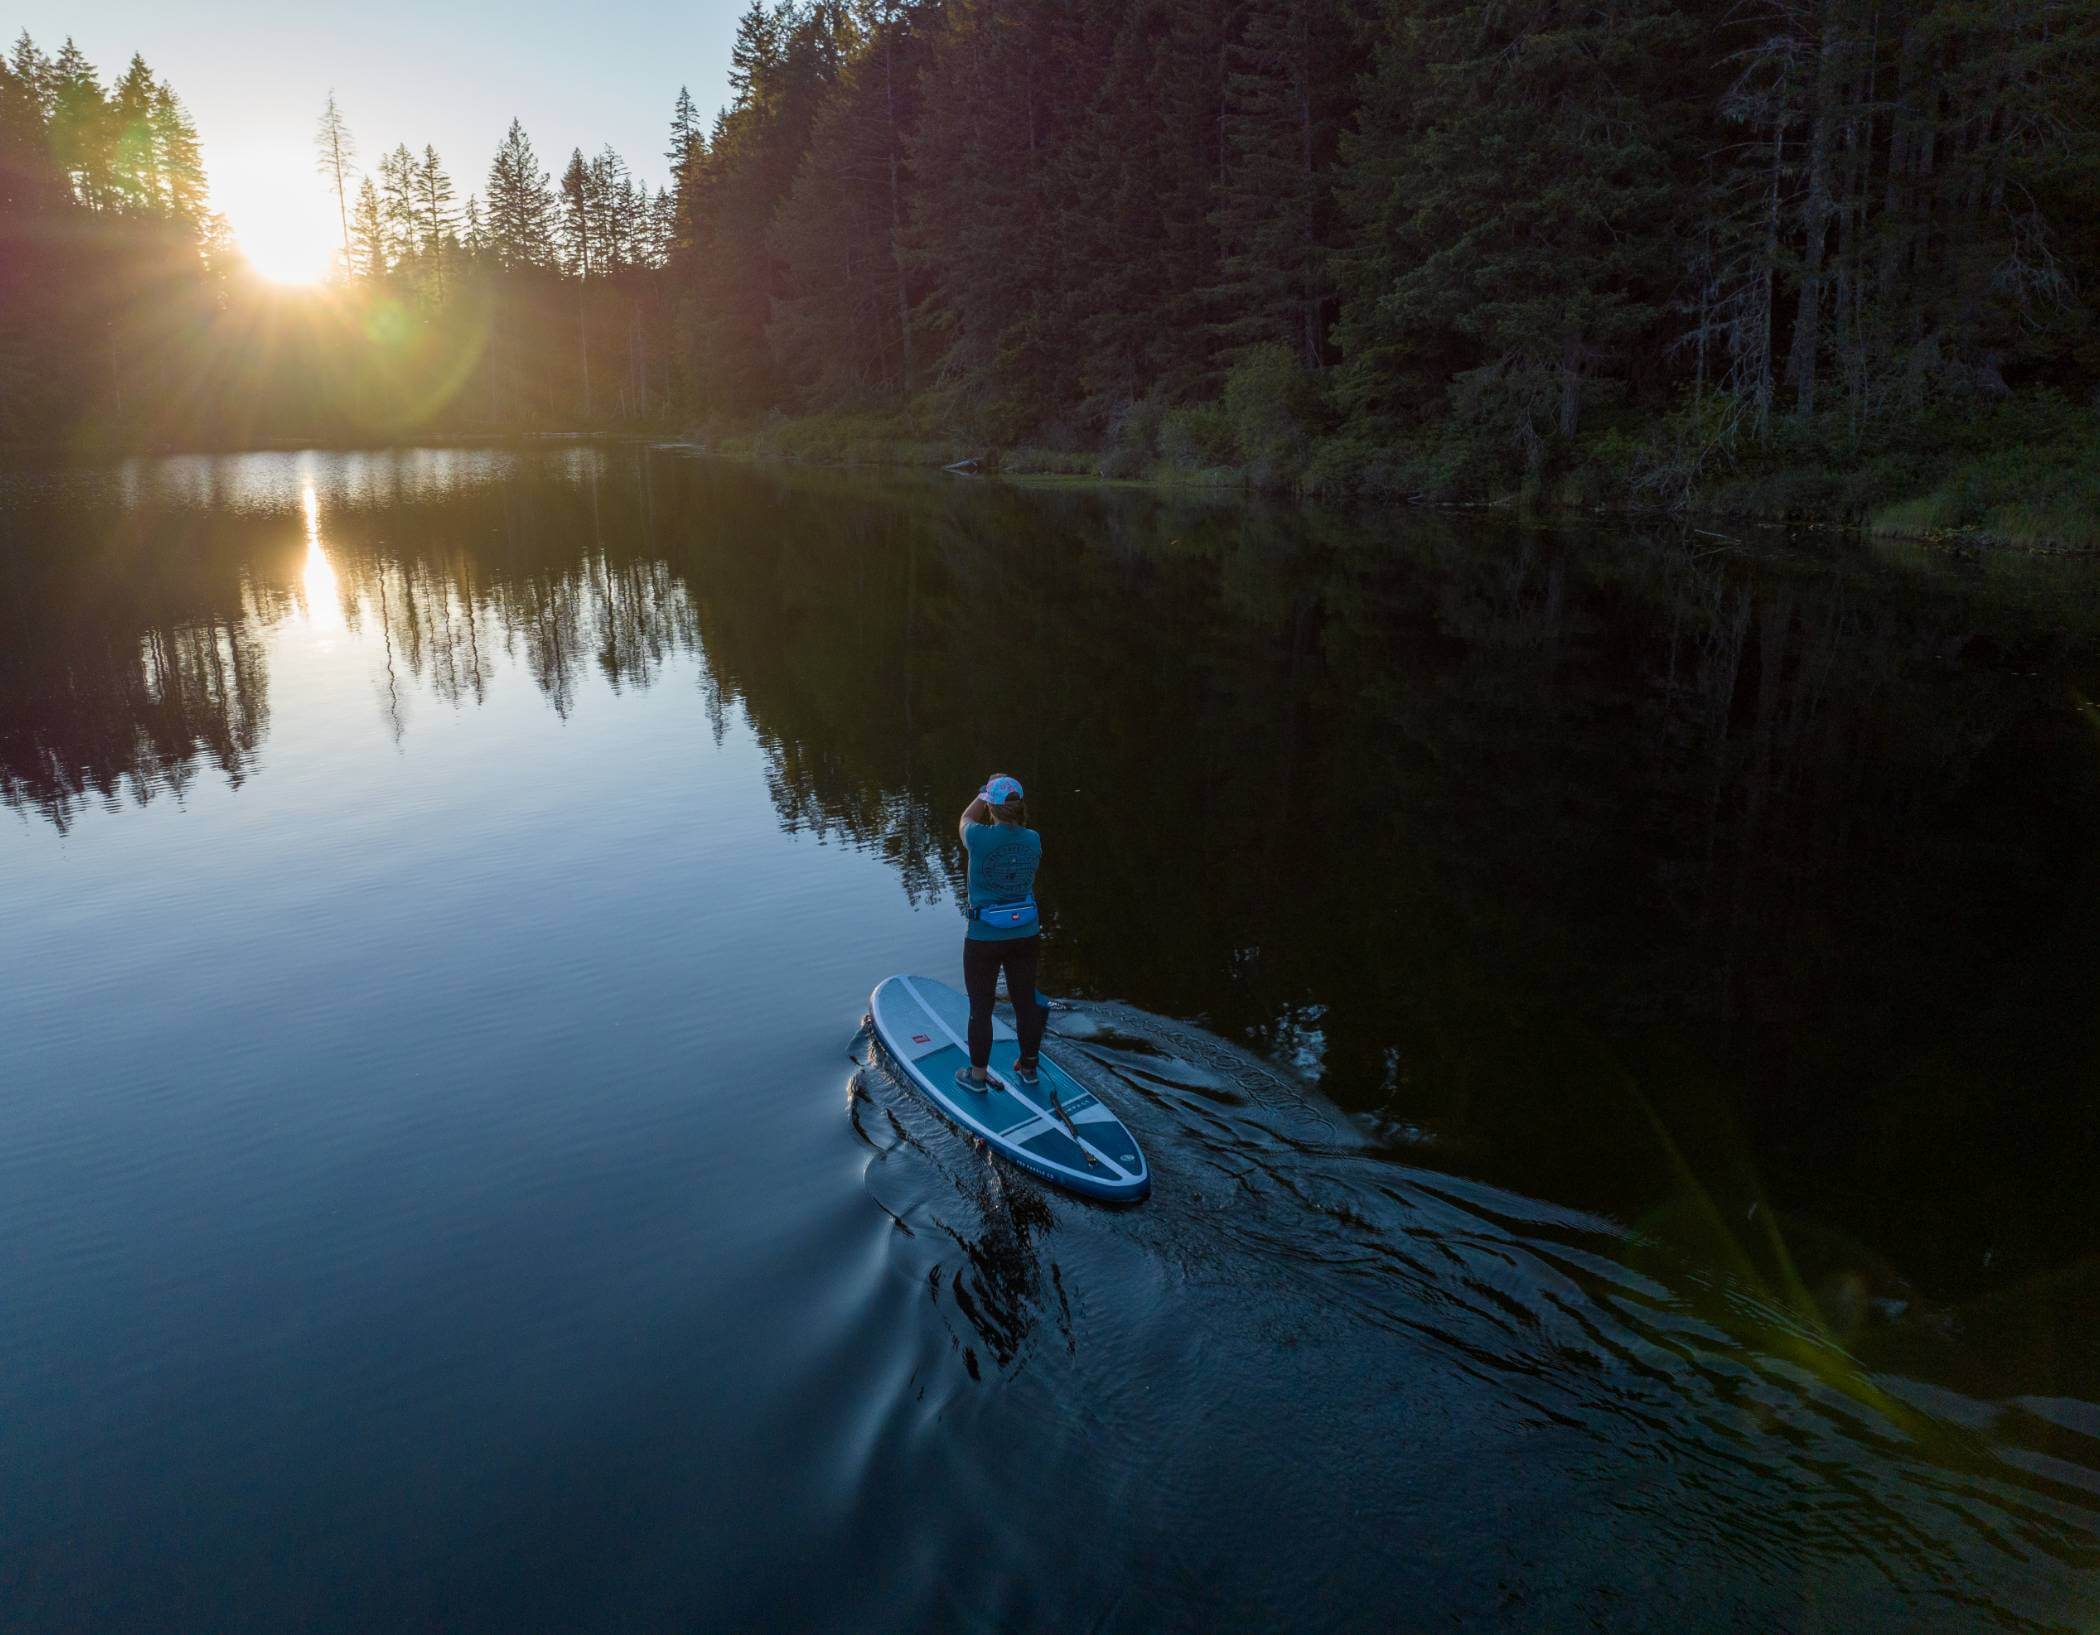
[962,934,1048,1071]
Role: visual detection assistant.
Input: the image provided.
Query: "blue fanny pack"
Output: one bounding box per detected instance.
[963,897,1039,933]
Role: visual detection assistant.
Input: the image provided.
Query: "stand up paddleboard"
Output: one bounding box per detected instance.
[868,975,1150,1203]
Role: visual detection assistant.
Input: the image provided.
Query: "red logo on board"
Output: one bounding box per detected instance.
[911,1034,931,1044]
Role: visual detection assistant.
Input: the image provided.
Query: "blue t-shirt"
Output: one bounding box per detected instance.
[963,821,1043,941]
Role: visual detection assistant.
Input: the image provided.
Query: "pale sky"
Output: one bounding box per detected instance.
[14,0,744,280]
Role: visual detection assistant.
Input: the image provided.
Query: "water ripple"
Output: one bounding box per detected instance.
[841,999,2100,1632]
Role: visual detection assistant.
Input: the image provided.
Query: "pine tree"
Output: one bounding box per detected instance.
[768,0,931,406]
[663,85,711,265]
[48,39,108,210]
[0,41,59,437]
[377,142,418,272]
[416,144,457,294]
[558,147,596,416]
[672,0,857,414]
[314,93,356,277]
[667,84,702,170]
[0,53,43,205]
[460,192,488,262]
[584,146,630,272]
[8,32,52,122]
[1057,0,1230,408]
[0,38,65,227]
[108,55,160,216]
[615,175,646,270]
[558,146,596,279]
[149,82,206,223]
[1333,0,1696,467]
[485,118,555,270]
[646,183,676,268]
[349,175,387,278]
[1209,0,1362,370]
[905,0,1097,431]
[727,2,785,108]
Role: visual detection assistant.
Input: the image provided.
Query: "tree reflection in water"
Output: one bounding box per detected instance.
[5,447,2099,1396]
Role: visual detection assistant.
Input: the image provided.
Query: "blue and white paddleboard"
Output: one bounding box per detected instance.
[868,975,1150,1203]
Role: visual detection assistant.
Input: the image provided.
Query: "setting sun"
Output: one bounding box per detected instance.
[242,227,335,285]
[216,152,342,285]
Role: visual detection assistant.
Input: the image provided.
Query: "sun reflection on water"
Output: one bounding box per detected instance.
[300,481,345,633]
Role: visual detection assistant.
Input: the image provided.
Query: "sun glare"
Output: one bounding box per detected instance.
[243,222,335,286]
[300,480,346,633]
[215,154,341,287]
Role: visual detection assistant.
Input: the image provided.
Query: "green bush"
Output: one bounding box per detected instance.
[1867,493,1959,538]
[1222,344,1322,488]
[1158,402,1239,470]
[1300,423,1481,500]
[1299,432,1374,495]
[1868,425,2100,549]
[687,378,2099,547]
[1149,461,1247,487]
[1096,444,1149,480]
[999,446,1097,476]
[1104,396,1168,462]
[725,409,974,468]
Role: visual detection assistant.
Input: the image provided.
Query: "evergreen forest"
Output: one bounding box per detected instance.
[4,0,2097,540]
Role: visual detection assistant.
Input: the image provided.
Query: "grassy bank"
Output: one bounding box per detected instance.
[691,364,2100,553]
[1667,393,2100,552]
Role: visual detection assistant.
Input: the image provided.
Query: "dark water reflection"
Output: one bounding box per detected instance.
[3,448,2098,1630]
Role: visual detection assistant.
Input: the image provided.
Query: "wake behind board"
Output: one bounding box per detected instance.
[868,975,1150,1203]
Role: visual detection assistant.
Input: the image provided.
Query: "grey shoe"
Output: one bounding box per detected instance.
[1013,1057,1040,1086]
[955,1066,990,1094]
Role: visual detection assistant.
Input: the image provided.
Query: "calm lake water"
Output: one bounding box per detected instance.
[4,447,2099,1631]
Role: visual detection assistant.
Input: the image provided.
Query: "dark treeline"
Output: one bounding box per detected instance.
[0,34,222,443]
[5,5,2098,532]
[671,0,2100,533]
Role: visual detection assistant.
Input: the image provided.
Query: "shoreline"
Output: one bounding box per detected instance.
[10,420,2096,558]
[673,426,2100,559]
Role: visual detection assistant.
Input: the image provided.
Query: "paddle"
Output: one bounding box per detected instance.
[1046,1085,1095,1162]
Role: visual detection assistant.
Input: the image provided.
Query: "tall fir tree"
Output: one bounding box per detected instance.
[148,82,206,223]
[107,55,160,215]
[484,118,555,270]
[8,32,52,122]
[348,175,387,278]
[314,93,356,277]
[768,0,931,405]
[904,0,1097,433]
[416,144,458,294]
[667,84,702,170]
[1208,0,1364,371]
[672,0,856,415]
[1334,0,1696,467]
[558,146,596,279]
[459,192,488,262]
[375,142,420,272]
[1056,0,1230,409]
[48,39,108,210]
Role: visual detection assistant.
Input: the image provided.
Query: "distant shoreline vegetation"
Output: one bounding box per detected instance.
[688,390,2100,555]
[4,1,2097,551]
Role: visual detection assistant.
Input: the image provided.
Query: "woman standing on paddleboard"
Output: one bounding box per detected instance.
[955,773,1047,1093]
